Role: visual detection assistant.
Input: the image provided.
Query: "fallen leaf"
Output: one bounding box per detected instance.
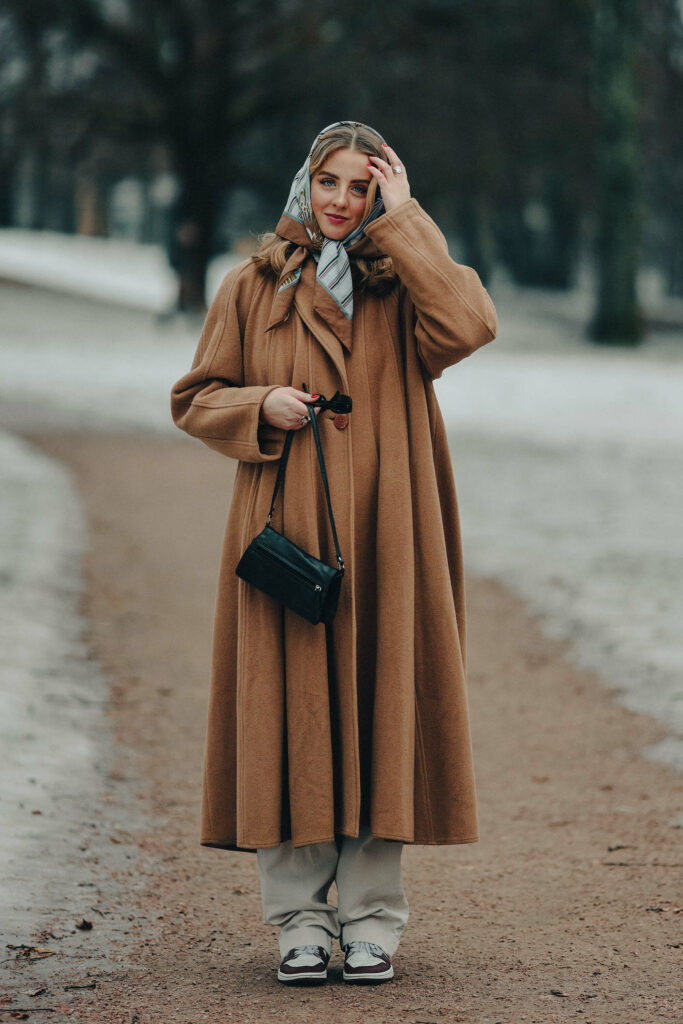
[27,988,47,997]
[7,945,55,959]
[550,989,568,997]
[75,919,93,931]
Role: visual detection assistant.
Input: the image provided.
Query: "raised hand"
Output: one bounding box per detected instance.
[367,143,412,213]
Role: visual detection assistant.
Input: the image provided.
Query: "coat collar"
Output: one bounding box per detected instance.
[265,212,386,353]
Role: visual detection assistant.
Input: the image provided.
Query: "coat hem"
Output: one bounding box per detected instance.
[200,832,480,852]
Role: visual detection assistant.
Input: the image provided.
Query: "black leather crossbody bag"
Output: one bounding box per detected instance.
[235,391,351,625]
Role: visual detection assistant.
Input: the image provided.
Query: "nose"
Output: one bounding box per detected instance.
[332,186,350,209]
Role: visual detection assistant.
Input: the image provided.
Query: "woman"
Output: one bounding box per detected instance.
[170,121,498,985]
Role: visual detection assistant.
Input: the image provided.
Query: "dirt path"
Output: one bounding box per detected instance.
[8,431,682,1024]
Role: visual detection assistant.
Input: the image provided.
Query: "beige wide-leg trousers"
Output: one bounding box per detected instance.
[257,827,409,957]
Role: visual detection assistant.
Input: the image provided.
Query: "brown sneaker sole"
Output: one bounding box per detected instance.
[343,962,394,983]
[277,967,327,984]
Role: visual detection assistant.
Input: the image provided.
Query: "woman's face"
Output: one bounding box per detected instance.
[310,147,372,241]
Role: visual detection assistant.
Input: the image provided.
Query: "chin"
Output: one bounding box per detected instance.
[325,224,357,241]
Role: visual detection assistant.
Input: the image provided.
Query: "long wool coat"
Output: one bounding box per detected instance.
[170,198,498,851]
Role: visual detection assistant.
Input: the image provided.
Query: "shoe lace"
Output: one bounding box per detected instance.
[345,940,386,958]
[292,944,325,958]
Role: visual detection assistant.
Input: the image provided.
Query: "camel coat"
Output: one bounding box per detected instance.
[170,198,498,851]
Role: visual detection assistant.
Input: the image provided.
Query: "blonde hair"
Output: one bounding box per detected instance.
[252,123,396,294]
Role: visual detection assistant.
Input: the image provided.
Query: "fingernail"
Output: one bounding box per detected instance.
[382,143,387,148]
[310,394,320,400]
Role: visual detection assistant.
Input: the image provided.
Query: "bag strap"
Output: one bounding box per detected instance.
[265,391,351,570]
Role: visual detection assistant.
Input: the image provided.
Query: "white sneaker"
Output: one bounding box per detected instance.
[277,944,330,984]
[342,940,394,983]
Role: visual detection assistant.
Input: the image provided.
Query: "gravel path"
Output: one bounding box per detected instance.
[1,430,679,1024]
[1,280,682,1021]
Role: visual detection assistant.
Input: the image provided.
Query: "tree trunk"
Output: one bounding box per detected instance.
[589,0,644,345]
[171,219,211,314]
[167,136,226,314]
[0,165,13,226]
[75,167,108,236]
[458,193,495,287]
[544,174,581,289]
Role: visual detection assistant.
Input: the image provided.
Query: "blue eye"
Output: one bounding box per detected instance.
[317,177,367,195]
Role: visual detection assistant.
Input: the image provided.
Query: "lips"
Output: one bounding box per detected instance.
[325,214,348,224]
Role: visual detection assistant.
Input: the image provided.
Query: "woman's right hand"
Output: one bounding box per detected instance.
[259,387,320,431]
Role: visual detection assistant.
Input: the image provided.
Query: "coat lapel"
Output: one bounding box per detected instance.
[265,252,349,389]
[267,212,386,358]
[265,247,307,332]
[294,259,349,390]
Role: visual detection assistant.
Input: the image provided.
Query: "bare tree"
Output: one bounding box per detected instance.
[3,0,316,310]
[589,0,644,344]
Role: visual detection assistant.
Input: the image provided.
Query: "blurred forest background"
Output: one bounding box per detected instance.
[1,0,682,342]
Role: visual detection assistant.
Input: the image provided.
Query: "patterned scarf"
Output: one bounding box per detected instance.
[267,121,387,349]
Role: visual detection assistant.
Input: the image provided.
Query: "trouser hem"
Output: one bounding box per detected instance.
[277,925,334,959]
[340,922,403,958]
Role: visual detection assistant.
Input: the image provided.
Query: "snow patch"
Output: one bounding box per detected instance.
[0,228,241,311]
[0,430,112,939]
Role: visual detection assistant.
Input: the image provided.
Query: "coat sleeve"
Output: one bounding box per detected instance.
[364,198,498,380]
[170,264,286,462]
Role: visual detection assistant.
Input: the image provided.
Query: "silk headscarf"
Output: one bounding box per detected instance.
[266,121,388,350]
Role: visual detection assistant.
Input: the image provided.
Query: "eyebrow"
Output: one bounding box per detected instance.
[316,171,369,184]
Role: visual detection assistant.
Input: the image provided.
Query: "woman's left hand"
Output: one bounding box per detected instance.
[367,144,412,213]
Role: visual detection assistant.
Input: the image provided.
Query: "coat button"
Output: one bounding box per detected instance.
[333,413,349,430]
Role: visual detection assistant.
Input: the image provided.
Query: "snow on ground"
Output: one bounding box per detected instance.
[0,284,196,434]
[0,429,144,945]
[0,237,681,775]
[433,287,683,770]
[447,431,683,770]
[0,228,240,312]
